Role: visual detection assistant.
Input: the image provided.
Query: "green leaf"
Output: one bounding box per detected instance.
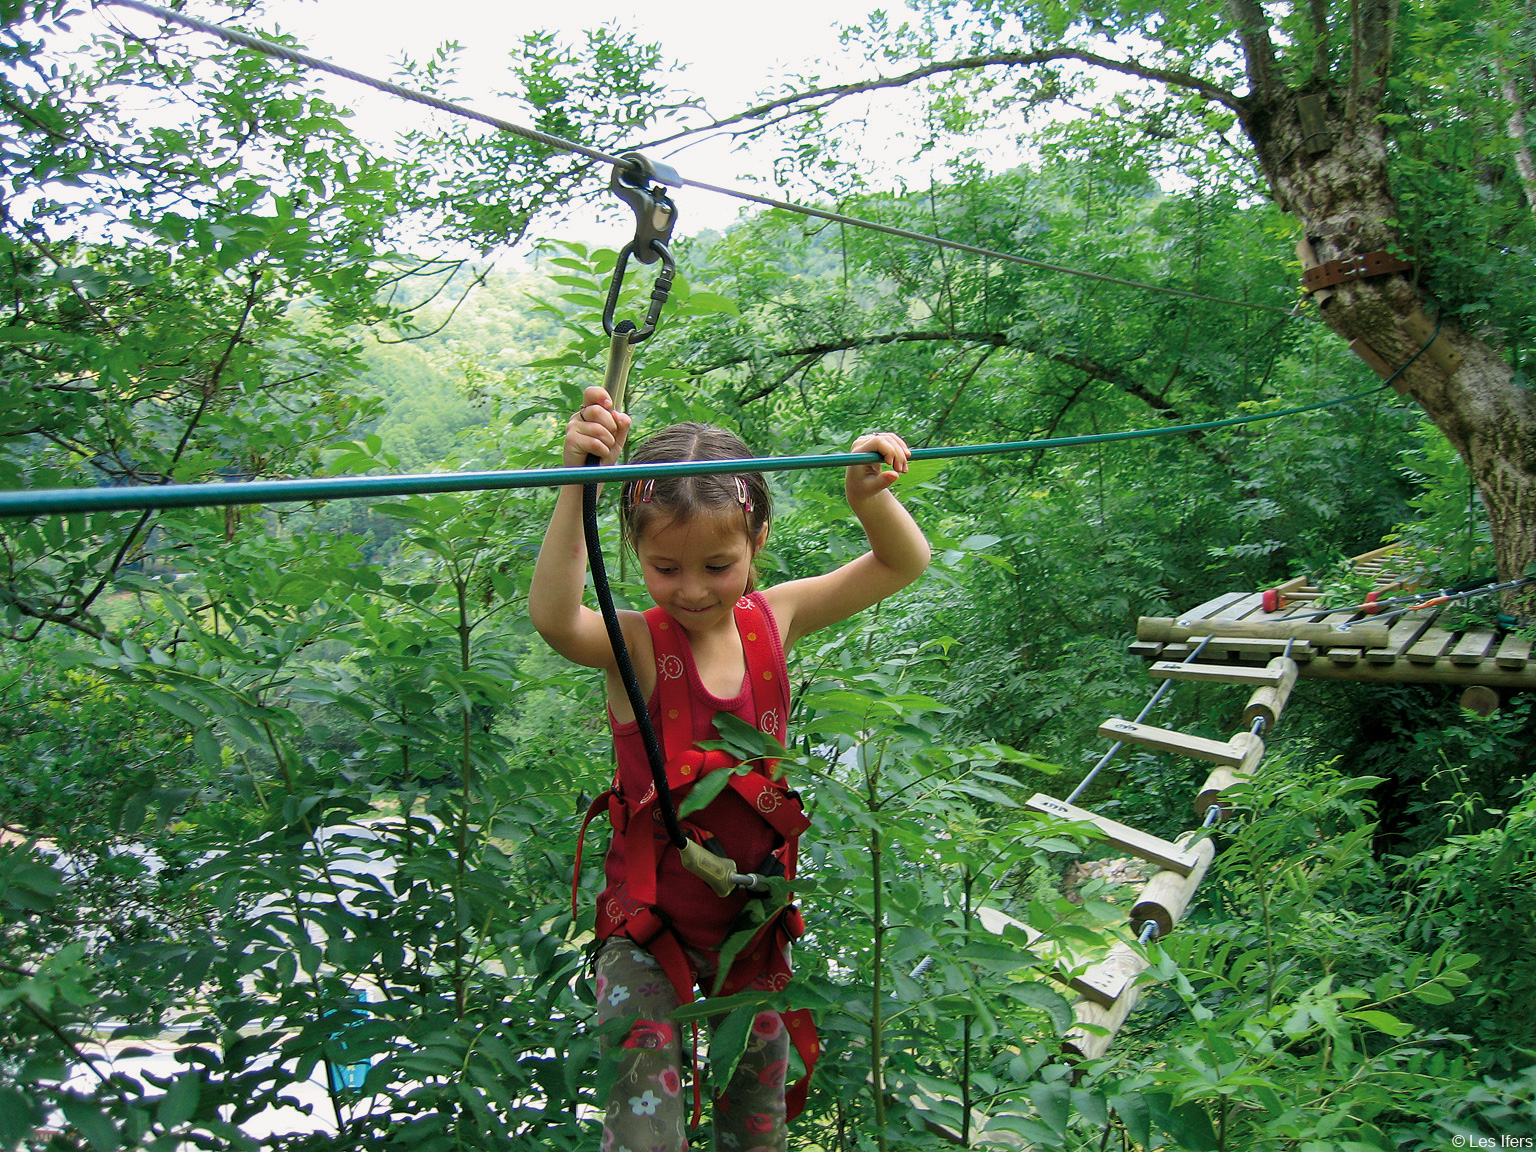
[193,727,222,768]
[1146,1091,1218,1151]
[677,766,739,818]
[1027,1079,1069,1136]
[1109,1092,1151,1146]
[683,291,739,315]
[1071,1087,1108,1127]
[0,1088,32,1148]
[704,712,790,764]
[1007,981,1073,1033]
[156,1073,200,1129]
[708,1005,757,1093]
[144,690,205,728]
[59,1096,121,1152]
[1349,1010,1413,1037]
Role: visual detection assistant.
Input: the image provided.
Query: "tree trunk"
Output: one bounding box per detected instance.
[1252,91,1536,613]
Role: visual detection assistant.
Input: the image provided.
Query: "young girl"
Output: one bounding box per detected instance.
[530,385,929,1151]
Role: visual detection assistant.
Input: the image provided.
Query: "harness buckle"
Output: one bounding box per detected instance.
[603,152,680,344]
[623,906,672,948]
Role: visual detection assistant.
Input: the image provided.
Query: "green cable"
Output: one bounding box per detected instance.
[0,385,1387,518]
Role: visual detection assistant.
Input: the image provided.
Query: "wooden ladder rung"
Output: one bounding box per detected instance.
[1098,719,1247,766]
[1013,921,1134,1006]
[1449,631,1496,666]
[1026,794,1202,875]
[1147,661,1286,686]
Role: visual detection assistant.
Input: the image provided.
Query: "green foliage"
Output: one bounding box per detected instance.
[1389,0,1536,371]
[1400,752,1536,1066]
[6,1,1536,1147]
[1388,418,1495,581]
[1091,759,1485,1151]
[0,636,199,836]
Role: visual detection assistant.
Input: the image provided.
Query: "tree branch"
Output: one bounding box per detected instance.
[0,589,108,641]
[1499,63,1536,215]
[646,49,1247,153]
[922,347,998,447]
[1225,0,1283,102]
[1355,0,1399,111]
[708,327,1248,473]
[1308,0,1332,83]
[1025,379,1094,477]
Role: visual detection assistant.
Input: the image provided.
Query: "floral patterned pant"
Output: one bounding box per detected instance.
[594,937,790,1152]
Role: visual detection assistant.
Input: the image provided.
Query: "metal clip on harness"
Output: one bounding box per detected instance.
[603,152,680,344]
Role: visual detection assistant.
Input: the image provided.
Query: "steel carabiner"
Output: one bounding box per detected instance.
[603,152,681,344]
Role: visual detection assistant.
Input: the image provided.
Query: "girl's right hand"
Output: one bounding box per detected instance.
[564,385,632,467]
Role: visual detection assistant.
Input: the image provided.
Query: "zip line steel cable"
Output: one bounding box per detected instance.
[99,0,1301,318]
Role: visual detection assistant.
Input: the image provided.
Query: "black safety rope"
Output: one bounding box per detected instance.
[580,180,688,852]
[580,435,687,849]
[98,0,1301,318]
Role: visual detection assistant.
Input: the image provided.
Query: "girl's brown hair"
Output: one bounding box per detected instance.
[620,423,771,588]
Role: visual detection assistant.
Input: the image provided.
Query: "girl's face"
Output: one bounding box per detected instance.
[634,511,767,635]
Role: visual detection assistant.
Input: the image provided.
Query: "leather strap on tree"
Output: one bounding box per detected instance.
[1301,248,1414,292]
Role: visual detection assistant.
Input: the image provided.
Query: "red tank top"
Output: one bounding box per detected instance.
[597,592,790,950]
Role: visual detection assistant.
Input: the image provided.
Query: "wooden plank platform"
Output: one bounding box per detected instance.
[1495,634,1531,670]
[1133,546,1536,691]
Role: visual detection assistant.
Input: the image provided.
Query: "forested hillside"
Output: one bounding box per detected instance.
[3,1,1535,1149]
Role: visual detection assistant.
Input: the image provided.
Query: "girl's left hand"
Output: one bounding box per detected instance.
[846,431,912,504]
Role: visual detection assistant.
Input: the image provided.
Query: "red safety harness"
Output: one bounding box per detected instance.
[574,597,820,1118]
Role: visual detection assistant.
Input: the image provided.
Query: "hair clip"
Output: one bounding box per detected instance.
[623,479,654,507]
[733,476,752,514]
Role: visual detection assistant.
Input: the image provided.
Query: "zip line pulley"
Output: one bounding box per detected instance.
[603,153,680,344]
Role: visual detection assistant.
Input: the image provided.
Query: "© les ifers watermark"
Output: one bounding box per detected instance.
[1451,1138,1535,1149]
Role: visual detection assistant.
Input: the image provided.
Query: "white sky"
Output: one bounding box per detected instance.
[244,0,935,241]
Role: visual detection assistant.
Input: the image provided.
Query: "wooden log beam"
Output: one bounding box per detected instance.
[984,909,1133,1007]
[1242,657,1300,729]
[1291,659,1536,688]
[1067,939,1148,1007]
[1062,943,1148,1062]
[1138,616,1390,648]
[1460,685,1501,717]
[1193,732,1266,819]
[1131,835,1218,938]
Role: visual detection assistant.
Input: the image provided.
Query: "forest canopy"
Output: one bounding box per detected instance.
[2,0,1535,1149]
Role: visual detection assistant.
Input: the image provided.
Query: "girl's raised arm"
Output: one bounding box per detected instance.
[528,386,644,671]
[764,432,931,648]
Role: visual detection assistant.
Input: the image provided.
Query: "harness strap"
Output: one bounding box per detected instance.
[576,596,819,1118]
[573,791,611,921]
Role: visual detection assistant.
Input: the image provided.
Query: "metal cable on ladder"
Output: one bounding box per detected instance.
[1066,635,1214,804]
